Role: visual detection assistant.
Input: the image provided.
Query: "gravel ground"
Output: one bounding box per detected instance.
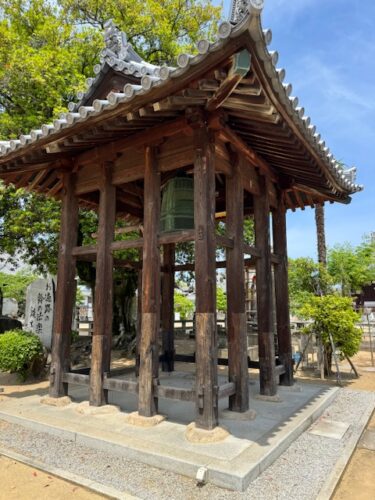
[0,388,374,500]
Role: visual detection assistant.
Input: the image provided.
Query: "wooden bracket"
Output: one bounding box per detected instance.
[206,50,251,112]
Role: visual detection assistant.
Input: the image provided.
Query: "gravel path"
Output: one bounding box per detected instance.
[0,388,374,500]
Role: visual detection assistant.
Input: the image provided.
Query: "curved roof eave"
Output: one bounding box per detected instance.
[0,2,363,197]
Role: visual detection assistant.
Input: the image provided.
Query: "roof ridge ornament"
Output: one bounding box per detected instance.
[230,0,265,24]
[103,19,142,63]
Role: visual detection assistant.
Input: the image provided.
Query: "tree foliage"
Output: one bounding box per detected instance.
[0,329,44,380]
[327,238,375,296]
[288,257,332,314]
[60,0,221,64]
[0,269,37,314]
[0,184,61,273]
[0,0,99,137]
[174,291,194,320]
[300,295,362,361]
[0,0,222,277]
[0,0,221,138]
[216,287,227,312]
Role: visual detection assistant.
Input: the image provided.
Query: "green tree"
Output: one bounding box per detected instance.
[0,0,221,138]
[288,257,332,314]
[0,269,37,314]
[327,238,375,296]
[0,184,61,274]
[60,0,221,64]
[0,0,222,272]
[300,294,362,375]
[174,291,194,320]
[0,0,99,137]
[216,287,227,312]
[0,0,222,337]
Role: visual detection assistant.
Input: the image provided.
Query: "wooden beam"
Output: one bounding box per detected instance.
[73,230,196,259]
[72,245,97,257]
[103,376,138,394]
[161,244,175,372]
[159,229,195,245]
[156,385,195,402]
[62,372,89,386]
[243,243,261,257]
[216,234,234,248]
[254,175,277,397]
[293,189,305,210]
[194,124,218,430]
[206,73,243,112]
[272,194,293,386]
[49,170,78,398]
[26,170,48,191]
[218,382,236,399]
[218,126,276,181]
[89,164,116,406]
[239,156,261,195]
[173,257,257,272]
[138,146,161,417]
[76,117,190,167]
[226,161,249,412]
[110,238,143,252]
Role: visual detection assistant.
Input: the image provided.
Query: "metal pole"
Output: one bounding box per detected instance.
[367,314,374,367]
[328,331,342,387]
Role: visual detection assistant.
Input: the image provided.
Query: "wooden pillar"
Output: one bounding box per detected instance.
[138,146,161,417]
[161,244,175,372]
[272,195,294,385]
[226,163,249,412]
[89,164,116,406]
[194,125,218,430]
[135,249,142,377]
[254,176,277,396]
[49,170,78,398]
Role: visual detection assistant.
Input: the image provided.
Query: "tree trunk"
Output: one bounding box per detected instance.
[324,343,333,377]
[315,203,333,375]
[315,203,327,267]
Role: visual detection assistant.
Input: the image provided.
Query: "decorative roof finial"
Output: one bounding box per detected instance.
[102,19,142,63]
[104,19,128,58]
[230,0,265,24]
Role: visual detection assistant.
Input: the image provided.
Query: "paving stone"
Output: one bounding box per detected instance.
[358,429,375,451]
[308,418,350,440]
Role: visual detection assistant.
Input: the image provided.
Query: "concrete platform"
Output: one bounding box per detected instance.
[0,373,339,492]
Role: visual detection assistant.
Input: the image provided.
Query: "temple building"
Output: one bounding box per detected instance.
[0,1,362,432]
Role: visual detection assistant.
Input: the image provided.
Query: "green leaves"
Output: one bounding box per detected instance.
[300,295,362,359]
[0,0,223,275]
[0,329,44,380]
[327,238,375,296]
[174,291,194,320]
[289,236,375,314]
[0,182,61,274]
[0,270,36,313]
[60,0,221,63]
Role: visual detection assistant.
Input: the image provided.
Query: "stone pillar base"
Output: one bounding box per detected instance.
[255,393,282,403]
[185,423,229,443]
[40,396,72,407]
[220,408,257,421]
[124,411,166,427]
[75,401,120,415]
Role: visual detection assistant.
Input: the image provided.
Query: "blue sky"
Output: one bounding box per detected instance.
[213,0,375,258]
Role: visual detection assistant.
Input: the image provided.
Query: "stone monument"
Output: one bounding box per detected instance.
[25,278,55,348]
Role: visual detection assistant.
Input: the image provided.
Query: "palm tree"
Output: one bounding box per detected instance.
[315,203,327,267]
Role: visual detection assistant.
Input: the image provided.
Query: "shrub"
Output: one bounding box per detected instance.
[0,329,44,380]
[301,295,362,375]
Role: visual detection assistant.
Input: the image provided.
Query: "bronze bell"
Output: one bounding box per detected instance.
[160,175,194,233]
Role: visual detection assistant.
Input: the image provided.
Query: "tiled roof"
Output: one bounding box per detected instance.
[0,1,362,196]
